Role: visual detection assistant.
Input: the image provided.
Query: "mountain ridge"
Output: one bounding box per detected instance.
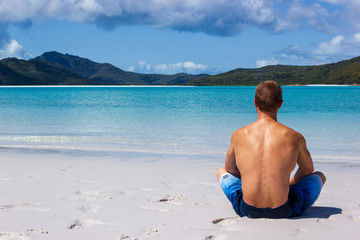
[188,56,360,85]
[0,51,359,85]
[0,57,96,85]
[36,52,206,85]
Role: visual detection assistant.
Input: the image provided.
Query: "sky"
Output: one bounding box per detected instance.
[1,0,360,75]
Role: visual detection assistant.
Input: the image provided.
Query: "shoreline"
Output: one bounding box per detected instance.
[0,84,359,87]
[0,149,359,239]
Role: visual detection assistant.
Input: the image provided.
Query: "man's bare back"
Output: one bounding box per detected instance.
[216,81,325,218]
[225,114,312,208]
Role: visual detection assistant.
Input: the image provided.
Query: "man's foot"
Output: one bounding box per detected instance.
[216,167,227,181]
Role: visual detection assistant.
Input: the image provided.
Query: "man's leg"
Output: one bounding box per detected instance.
[216,167,245,216]
[313,171,326,186]
[289,171,326,216]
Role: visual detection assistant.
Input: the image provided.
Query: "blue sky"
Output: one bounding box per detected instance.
[1,0,360,74]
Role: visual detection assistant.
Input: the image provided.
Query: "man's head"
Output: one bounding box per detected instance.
[255,81,283,112]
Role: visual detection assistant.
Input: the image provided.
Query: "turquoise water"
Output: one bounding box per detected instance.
[0,86,359,162]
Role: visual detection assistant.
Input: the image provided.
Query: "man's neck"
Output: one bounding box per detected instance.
[257,109,278,122]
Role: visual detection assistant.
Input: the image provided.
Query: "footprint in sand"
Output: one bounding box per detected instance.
[68,219,110,229]
[0,178,13,182]
[212,217,240,226]
[116,234,137,240]
[64,195,98,202]
[79,204,102,213]
[76,189,114,200]
[155,194,204,206]
[0,231,30,240]
[39,228,48,234]
[61,166,72,171]
[212,217,242,232]
[0,203,47,212]
[65,189,107,202]
[205,235,227,240]
[76,189,102,196]
[205,236,216,240]
[138,228,159,239]
[154,194,194,207]
[116,228,159,240]
[295,227,309,234]
[157,194,187,202]
[344,210,360,221]
[59,166,73,175]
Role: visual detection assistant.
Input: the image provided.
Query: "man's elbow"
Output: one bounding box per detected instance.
[306,165,314,175]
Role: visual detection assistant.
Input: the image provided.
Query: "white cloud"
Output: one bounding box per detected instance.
[274,44,327,66]
[0,0,276,36]
[316,0,360,33]
[271,33,360,66]
[130,60,207,74]
[137,60,151,72]
[183,61,207,70]
[313,33,360,57]
[1,0,359,37]
[353,33,360,44]
[153,61,207,74]
[0,39,32,59]
[256,58,278,68]
[128,65,136,72]
[275,1,339,33]
[342,0,360,32]
[138,60,147,69]
[0,0,104,22]
[154,64,168,72]
[314,35,345,55]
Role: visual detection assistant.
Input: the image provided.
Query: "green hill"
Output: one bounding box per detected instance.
[1,52,360,85]
[188,57,360,85]
[0,58,95,85]
[37,52,205,85]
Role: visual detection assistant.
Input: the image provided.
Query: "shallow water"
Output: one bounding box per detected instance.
[0,86,359,162]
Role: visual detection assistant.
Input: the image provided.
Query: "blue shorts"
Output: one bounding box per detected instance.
[219,173,323,218]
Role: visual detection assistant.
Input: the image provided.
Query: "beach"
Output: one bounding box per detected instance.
[0,86,359,239]
[2,0,360,238]
[0,149,359,240]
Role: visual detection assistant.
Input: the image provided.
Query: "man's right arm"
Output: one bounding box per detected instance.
[225,132,241,179]
[289,134,314,185]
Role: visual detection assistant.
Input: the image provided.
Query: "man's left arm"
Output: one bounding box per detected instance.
[289,134,314,185]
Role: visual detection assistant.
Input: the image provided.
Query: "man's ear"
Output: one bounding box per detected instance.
[254,98,258,108]
[278,100,283,109]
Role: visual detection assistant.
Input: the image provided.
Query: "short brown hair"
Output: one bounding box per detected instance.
[255,81,283,112]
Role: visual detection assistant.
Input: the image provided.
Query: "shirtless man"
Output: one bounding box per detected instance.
[216,81,326,218]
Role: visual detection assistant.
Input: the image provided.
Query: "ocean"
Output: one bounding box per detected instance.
[0,86,359,163]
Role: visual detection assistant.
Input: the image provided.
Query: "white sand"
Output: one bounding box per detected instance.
[0,149,359,240]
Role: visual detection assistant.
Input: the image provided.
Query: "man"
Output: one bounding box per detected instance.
[216,81,326,218]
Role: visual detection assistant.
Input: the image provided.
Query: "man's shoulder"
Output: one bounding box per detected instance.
[232,121,304,140]
[233,123,255,135]
[231,123,262,143]
[230,125,250,141]
[277,123,304,141]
